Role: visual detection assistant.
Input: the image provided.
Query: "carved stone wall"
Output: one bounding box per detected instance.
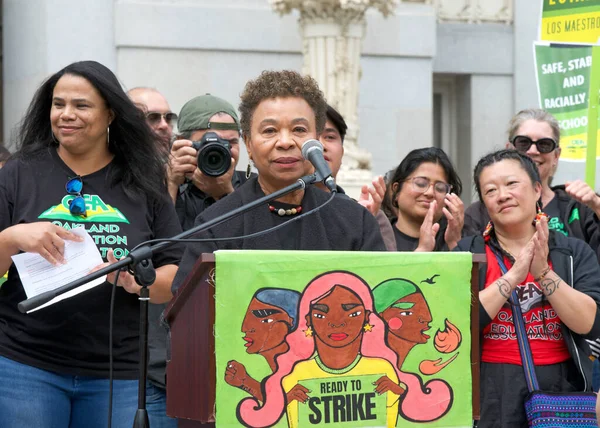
[403,0,513,24]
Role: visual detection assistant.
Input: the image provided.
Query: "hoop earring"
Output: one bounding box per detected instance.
[51,131,59,145]
[107,127,110,146]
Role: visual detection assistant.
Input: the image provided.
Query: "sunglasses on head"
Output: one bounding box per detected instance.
[65,176,87,217]
[511,135,557,154]
[146,112,178,126]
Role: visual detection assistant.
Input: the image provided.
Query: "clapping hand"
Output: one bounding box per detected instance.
[506,239,535,286]
[442,193,464,250]
[416,201,440,252]
[530,216,550,280]
[358,175,386,216]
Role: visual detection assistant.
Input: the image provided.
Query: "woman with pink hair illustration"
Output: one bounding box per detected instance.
[236,271,453,427]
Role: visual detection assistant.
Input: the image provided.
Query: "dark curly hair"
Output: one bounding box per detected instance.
[239,70,327,138]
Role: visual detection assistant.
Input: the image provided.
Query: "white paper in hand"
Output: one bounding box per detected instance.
[11,227,107,313]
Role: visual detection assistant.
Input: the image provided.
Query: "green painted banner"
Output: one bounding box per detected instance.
[535,44,599,161]
[214,251,473,427]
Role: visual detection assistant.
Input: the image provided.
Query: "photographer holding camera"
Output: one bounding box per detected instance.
[169,94,251,230]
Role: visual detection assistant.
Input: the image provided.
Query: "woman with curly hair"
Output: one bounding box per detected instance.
[172,70,386,289]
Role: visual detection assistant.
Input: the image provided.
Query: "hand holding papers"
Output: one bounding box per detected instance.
[11,227,107,312]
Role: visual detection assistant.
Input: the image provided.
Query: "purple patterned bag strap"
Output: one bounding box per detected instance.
[491,249,540,392]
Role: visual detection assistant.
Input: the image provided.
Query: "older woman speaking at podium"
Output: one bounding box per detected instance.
[172,70,385,292]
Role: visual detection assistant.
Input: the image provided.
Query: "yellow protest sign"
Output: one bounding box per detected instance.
[540,0,600,44]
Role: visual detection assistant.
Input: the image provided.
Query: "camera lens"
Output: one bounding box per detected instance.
[198,143,231,177]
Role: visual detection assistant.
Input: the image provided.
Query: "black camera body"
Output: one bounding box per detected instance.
[191,132,232,177]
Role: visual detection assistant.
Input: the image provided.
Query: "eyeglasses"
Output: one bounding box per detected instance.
[405,176,452,195]
[146,112,178,126]
[65,176,87,217]
[511,135,557,154]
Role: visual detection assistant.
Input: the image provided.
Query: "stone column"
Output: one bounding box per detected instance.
[270,0,397,195]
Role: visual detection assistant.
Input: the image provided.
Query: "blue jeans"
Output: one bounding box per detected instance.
[146,381,177,428]
[0,355,138,428]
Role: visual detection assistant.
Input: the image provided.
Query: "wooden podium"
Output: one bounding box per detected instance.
[164,253,486,426]
[164,253,216,427]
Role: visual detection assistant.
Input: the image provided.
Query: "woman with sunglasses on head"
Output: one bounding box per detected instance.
[465,108,600,262]
[456,149,600,427]
[0,61,182,428]
[383,147,464,252]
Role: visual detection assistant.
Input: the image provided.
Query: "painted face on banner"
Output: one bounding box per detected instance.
[381,293,432,344]
[241,297,293,355]
[307,285,369,349]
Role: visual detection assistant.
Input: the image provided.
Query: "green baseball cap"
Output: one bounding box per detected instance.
[177,94,240,133]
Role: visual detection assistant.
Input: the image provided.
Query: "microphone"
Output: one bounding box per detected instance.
[301,139,336,193]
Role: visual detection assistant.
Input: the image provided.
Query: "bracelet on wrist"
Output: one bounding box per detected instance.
[534,266,551,283]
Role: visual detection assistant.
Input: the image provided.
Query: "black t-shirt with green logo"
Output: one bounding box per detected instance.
[545,196,568,237]
[0,149,182,379]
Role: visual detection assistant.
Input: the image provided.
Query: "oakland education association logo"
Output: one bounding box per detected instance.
[38,194,130,223]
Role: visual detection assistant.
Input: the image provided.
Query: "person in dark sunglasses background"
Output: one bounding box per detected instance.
[464,108,600,263]
[0,60,182,428]
[128,87,177,150]
[383,147,464,252]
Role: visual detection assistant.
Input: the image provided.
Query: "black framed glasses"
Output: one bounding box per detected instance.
[406,176,452,195]
[146,112,178,126]
[65,176,87,217]
[511,135,557,154]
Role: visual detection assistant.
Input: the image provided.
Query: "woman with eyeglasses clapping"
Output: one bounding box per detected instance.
[0,61,182,428]
[382,147,464,252]
[464,108,600,263]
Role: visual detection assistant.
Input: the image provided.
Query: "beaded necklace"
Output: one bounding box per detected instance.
[268,204,302,216]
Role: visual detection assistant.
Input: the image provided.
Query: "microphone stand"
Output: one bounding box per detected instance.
[17,174,317,428]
